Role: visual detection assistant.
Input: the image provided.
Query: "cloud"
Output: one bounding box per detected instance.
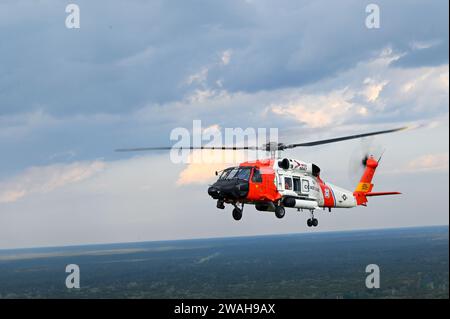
[0,161,105,203]
[116,46,155,67]
[392,40,449,68]
[363,78,388,102]
[177,163,228,186]
[0,190,26,204]
[410,39,442,51]
[220,50,232,66]
[1,128,448,249]
[270,88,369,128]
[0,0,448,248]
[406,153,449,172]
[383,150,449,175]
[176,150,247,185]
[1,0,447,116]
[186,67,209,86]
[0,52,447,178]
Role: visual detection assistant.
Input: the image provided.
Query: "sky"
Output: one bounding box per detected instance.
[0,0,448,249]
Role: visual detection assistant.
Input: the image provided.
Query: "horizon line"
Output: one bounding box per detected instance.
[0,224,448,252]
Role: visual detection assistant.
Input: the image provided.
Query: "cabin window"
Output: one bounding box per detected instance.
[252,168,263,183]
[293,177,301,192]
[284,177,293,190]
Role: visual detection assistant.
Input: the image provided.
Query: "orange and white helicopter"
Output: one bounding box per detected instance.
[117,127,407,227]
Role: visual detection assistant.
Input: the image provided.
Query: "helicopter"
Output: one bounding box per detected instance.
[116,126,407,227]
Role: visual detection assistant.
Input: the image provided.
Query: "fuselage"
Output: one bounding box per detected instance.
[208,158,357,211]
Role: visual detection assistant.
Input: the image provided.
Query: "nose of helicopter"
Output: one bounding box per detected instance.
[208,179,249,200]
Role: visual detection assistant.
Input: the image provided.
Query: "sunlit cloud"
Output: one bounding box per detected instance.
[270,88,367,128]
[0,161,105,203]
[406,153,449,172]
[363,78,388,102]
[176,150,247,185]
[221,50,232,66]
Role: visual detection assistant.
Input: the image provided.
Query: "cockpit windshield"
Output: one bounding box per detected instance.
[218,169,230,180]
[219,167,252,181]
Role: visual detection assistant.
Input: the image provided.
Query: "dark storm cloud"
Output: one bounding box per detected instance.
[216,0,449,92]
[0,0,251,115]
[0,0,448,116]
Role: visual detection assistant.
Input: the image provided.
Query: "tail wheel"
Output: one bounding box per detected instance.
[275,206,285,219]
[232,207,242,221]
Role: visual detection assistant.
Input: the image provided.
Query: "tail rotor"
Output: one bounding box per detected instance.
[348,137,385,185]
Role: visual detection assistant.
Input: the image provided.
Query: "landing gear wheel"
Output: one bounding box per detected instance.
[312,218,318,227]
[275,206,286,219]
[307,219,313,227]
[232,207,242,221]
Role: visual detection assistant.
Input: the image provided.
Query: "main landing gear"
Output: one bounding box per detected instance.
[307,218,318,227]
[275,205,285,219]
[307,210,318,227]
[232,203,244,221]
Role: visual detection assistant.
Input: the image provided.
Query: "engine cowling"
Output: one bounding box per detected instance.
[278,158,320,176]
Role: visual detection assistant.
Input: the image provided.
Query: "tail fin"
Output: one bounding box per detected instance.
[353,156,401,206]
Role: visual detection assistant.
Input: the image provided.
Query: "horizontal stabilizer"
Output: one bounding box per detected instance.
[365,192,401,197]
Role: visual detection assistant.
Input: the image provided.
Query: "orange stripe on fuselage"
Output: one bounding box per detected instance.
[319,179,335,207]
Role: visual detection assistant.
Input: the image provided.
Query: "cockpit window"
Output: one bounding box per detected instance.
[219,169,230,180]
[252,168,262,183]
[219,167,251,181]
[236,167,251,181]
[226,168,239,179]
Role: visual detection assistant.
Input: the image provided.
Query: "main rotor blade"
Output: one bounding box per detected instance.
[116,126,409,152]
[284,127,408,149]
[115,146,260,152]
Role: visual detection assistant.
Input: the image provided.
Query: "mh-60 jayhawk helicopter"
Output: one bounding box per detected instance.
[117,127,407,227]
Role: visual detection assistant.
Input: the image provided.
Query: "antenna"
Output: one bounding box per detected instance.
[378,149,386,163]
